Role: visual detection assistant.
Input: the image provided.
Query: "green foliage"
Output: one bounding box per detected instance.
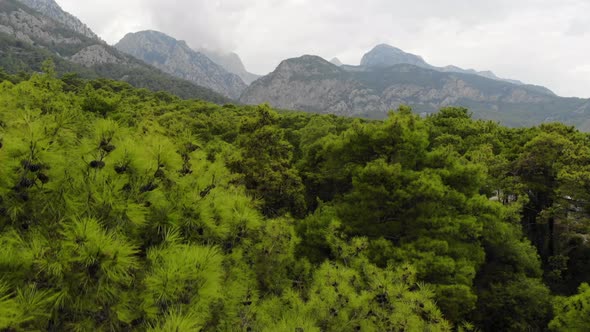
[1,72,590,331]
[475,277,552,331]
[550,283,590,331]
[230,104,306,217]
[254,236,453,331]
[81,84,120,117]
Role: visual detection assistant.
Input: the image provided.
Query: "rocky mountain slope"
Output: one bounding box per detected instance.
[16,0,98,40]
[361,44,429,69]
[240,54,590,128]
[241,55,377,117]
[116,31,247,99]
[359,44,531,87]
[200,48,260,84]
[0,0,227,103]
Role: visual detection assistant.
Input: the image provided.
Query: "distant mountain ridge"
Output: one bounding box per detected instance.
[330,57,343,66]
[241,55,368,117]
[200,48,261,85]
[0,0,228,103]
[357,44,539,89]
[4,0,589,129]
[115,30,247,99]
[361,44,428,68]
[240,54,590,129]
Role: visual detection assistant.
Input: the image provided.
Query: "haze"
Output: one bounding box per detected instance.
[57,0,590,97]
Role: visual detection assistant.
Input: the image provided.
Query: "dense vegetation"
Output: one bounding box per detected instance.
[0,63,590,331]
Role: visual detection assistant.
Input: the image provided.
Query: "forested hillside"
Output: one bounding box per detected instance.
[1,63,589,331]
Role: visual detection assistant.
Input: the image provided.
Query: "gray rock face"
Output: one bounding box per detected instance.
[0,2,115,65]
[115,31,247,99]
[0,8,82,46]
[1,0,116,67]
[361,44,429,68]
[70,44,120,66]
[16,0,99,40]
[241,55,386,117]
[240,55,590,126]
[200,49,261,85]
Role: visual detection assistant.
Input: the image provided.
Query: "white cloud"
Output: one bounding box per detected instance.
[57,0,590,97]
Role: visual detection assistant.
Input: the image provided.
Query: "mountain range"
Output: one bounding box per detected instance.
[0,0,228,102]
[199,48,260,85]
[115,30,247,99]
[2,0,590,129]
[240,48,590,128]
[358,44,528,86]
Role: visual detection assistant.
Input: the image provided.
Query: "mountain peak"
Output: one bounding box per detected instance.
[278,55,337,69]
[199,49,260,84]
[359,43,536,88]
[373,43,403,51]
[361,43,429,68]
[330,57,343,66]
[296,54,328,62]
[130,30,187,44]
[269,55,344,80]
[115,30,246,99]
[119,31,260,85]
[119,30,187,52]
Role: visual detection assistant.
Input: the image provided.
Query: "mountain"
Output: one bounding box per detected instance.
[116,31,247,99]
[0,0,228,103]
[330,57,343,66]
[241,55,378,117]
[240,55,590,128]
[200,48,261,85]
[361,44,429,68]
[16,0,98,39]
[360,44,537,88]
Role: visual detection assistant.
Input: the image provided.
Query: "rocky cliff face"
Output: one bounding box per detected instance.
[200,49,260,85]
[116,31,247,99]
[240,55,590,126]
[0,1,118,66]
[0,4,82,45]
[70,44,120,66]
[16,0,99,40]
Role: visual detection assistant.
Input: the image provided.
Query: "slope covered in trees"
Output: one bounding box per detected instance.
[0,64,590,331]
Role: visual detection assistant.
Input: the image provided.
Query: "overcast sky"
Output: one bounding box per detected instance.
[57,0,590,97]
